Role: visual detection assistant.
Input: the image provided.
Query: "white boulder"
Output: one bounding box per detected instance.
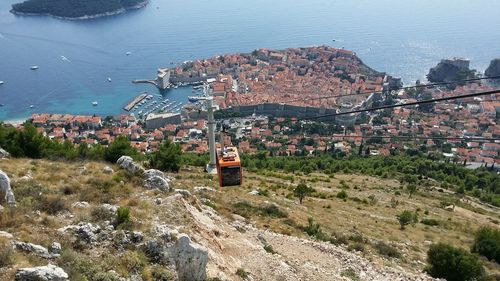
[15,264,68,281]
[171,234,208,281]
[144,175,170,191]
[13,241,52,258]
[0,169,16,206]
[117,156,144,175]
[0,147,10,159]
[103,166,114,174]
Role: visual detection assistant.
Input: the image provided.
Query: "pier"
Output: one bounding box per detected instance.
[124,92,148,111]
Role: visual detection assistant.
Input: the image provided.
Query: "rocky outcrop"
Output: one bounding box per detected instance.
[485,58,500,78]
[171,234,208,281]
[117,156,144,175]
[144,175,170,191]
[15,264,68,281]
[0,169,16,206]
[427,57,471,82]
[12,240,61,260]
[0,147,10,159]
[58,222,101,244]
[116,157,172,191]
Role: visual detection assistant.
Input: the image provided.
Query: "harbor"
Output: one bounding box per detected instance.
[124,92,148,111]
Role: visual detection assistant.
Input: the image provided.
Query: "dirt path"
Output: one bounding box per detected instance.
[179,195,437,281]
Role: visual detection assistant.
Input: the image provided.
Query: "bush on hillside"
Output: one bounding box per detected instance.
[426,243,485,281]
[472,226,500,264]
[293,183,314,204]
[397,210,418,230]
[148,139,182,172]
[103,136,138,163]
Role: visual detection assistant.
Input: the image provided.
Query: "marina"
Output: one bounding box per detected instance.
[123,92,148,111]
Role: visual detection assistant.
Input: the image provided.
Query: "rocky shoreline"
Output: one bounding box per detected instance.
[10,0,148,20]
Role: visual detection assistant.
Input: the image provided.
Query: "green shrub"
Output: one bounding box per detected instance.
[348,242,365,253]
[263,244,276,254]
[149,139,182,172]
[340,268,361,281]
[336,190,348,199]
[150,266,174,281]
[104,136,138,163]
[293,183,314,204]
[231,201,287,219]
[421,218,440,226]
[373,241,401,258]
[330,232,349,246]
[303,217,329,241]
[426,243,485,281]
[397,210,417,230]
[115,206,131,228]
[471,226,500,263]
[235,268,249,279]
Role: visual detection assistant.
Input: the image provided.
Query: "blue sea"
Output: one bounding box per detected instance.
[1,0,500,120]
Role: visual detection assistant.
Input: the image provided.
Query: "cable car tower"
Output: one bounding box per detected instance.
[191,84,242,187]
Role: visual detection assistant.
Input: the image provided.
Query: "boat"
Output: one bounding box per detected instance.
[107,77,112,82]
[188,96,200,102]
[30,66,39,70]
[0,104,4,107]
[29,105,34,108]
[126,51,131,56]
[0,81,4,85]
[92,101,98,106]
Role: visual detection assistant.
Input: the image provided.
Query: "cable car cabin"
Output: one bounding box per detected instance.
[216,146,242,187]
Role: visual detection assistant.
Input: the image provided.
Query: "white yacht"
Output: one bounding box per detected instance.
[92,101,98,106]
[30,66,39,70]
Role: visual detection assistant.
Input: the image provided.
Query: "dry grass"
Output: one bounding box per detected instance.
[0,158,499,277]
[175,166,500,275]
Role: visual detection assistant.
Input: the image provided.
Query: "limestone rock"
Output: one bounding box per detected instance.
[485,58,500,78]
[175,189,191,198]
[144,169,165,178]
[144,175,170,191]
[0,147,10,159]
[15,264,68,281]
[49,242,62,255]
[193,186,215,193]
[59,222,100,244]
[117,156,144,175]
[103,166,114,174]
[71,201,90,209]
[248,190,259,195]
[0,230,14,239]
[0,169,16,206]
[13,241,52,258]
[171,234,208,281]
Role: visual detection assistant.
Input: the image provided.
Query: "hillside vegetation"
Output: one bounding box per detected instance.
[1,122,499,280]
[11,0,146,18]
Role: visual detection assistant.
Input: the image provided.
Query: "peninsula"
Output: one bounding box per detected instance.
[11,0,148,20]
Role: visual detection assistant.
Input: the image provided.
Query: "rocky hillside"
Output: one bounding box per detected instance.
[0,156,499,280]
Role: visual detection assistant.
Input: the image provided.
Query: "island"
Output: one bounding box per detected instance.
[10,0,148,20]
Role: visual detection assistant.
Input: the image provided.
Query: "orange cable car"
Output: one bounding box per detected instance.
[216,146,242,187]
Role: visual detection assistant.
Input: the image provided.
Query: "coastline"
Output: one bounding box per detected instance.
[3,118,26,126]
[10,0,148,20]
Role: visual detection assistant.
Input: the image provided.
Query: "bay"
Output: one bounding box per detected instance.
[0,0,499,120]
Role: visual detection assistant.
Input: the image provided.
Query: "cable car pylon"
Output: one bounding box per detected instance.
[191,83,243,188]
